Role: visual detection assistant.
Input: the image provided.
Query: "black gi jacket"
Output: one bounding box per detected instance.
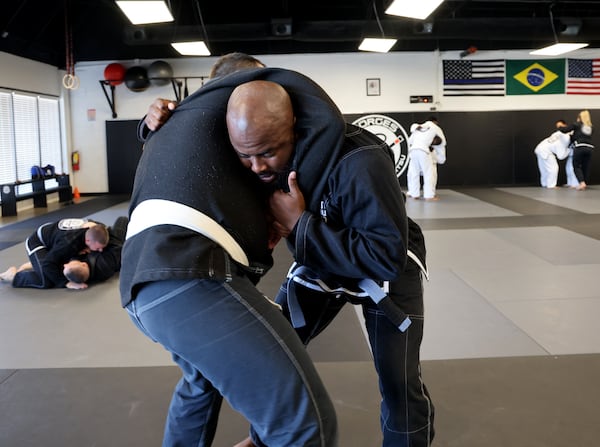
[37,222,90,288]
[120,72,273,306]
[560,121,594,148]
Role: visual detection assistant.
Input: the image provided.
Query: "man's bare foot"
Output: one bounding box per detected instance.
[424,196,440,201]
[233,437,256,447]
[0,266,17,282]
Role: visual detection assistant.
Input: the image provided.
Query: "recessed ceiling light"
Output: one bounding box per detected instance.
[171,41,211,56]
[385,0,445,20]
[358,38,397,53]
[116,1,174,25]
[529,42,589,56]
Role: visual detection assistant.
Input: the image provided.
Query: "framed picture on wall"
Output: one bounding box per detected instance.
[366,78,381,96]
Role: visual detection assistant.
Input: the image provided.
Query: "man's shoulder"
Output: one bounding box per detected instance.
[338,129,395,172]
[344,124,391,150]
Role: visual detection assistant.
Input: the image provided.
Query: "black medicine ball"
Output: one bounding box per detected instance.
[125,66,150,92]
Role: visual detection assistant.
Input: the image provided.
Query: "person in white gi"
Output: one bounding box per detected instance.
[407,117,446,200]
[534,120,571,188]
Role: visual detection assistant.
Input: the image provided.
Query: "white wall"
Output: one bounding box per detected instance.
[0,52,63,97]
[3,49,600,193]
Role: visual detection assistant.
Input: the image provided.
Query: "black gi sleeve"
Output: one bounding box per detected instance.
[41,241,74,287]
[87,243,121,282]
[291,146,408,280]
[136,116,151,143]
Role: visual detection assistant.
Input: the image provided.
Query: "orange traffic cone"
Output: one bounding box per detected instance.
[73,187,81,200]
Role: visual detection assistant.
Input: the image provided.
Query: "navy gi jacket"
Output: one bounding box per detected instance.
[289,123,410,286]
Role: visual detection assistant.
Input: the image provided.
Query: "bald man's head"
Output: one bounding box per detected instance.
[63,260,90,284]
[226,81,296,183]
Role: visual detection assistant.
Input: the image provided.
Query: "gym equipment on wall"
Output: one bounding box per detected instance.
[124,66,150,92]
[98,61,208,118]
[148,60,173,86]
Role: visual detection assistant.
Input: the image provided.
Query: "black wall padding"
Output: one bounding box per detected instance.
[106,120,144,194]
[106,111,598,195]
[345,109,599,187]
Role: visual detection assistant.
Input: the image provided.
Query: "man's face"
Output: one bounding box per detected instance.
[230,123,295,184]
[86,240,105,252]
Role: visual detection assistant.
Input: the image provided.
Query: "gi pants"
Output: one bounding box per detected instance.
[535,153,559,188]
[572,145,594,183]
[276,261,435,447]
[407,149,436,199]
[12,228,52,288]
[126,272,337,447]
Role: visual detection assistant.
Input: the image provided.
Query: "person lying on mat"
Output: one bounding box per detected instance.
[1,216,127,290]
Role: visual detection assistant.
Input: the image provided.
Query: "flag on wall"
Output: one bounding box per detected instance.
[566,59,600,95]
[442,59,505,96]
[506,59,565,95]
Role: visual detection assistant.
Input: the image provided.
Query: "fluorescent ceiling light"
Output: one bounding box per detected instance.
[385,0,444,20]
[116,1,174,25]
[359,38,397,53]
[171,41,211,56]
[529,42,589,56]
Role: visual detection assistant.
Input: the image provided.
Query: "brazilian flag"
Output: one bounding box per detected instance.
[506,59,565,95]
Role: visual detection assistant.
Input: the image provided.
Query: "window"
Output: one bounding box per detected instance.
[0,93,15,186]
[0,91,64,197]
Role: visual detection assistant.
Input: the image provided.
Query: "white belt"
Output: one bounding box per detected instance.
[126,199,249,266]
[408,147,432,154]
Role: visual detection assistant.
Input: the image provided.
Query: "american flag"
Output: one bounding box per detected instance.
[443,59,505,96]
[566,59,600,95]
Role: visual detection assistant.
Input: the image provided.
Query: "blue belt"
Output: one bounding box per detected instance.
[285,263,412,332]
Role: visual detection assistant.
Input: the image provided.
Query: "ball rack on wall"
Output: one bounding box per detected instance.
[98,75,209,119]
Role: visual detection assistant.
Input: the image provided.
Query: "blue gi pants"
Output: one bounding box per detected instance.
[276,260,434,447]
[125,274,337,447]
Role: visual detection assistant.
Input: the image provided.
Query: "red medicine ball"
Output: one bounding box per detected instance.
[104,63,126,86]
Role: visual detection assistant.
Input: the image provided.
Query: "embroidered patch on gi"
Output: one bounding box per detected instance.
[58,218,88,230]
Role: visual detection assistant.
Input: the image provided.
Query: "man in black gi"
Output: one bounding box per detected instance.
[224,75,434,447]
[120,67,337,446]
[64,215,129,288]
